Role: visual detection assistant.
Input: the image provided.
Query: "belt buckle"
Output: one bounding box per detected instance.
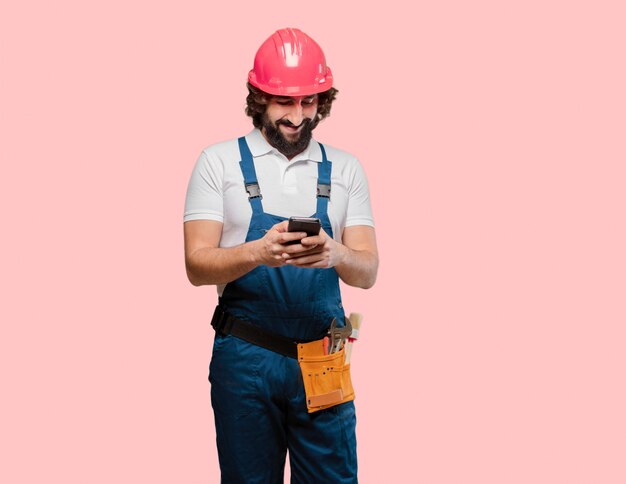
[211,307,234,335]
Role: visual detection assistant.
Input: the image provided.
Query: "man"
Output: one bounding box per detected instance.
[184,28,378,483]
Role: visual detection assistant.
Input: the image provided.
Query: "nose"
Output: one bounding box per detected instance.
[285,103,304,126]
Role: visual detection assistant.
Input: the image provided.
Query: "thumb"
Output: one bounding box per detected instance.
[273,220,290,233]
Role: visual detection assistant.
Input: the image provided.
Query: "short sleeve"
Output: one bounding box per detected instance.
[345,159,375,228]
[183,150,224,222]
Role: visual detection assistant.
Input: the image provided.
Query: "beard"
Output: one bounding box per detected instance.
[261,115,315,159]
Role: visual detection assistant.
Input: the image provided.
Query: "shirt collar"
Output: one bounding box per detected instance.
[245,128,323,163]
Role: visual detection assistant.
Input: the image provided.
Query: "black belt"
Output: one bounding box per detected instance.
[211,306,317,359]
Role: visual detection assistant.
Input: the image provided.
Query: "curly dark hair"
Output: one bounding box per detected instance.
[245,82,338,129]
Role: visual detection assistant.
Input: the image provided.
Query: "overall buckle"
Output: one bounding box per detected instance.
[317,183,331,198]
[245,183,262,200]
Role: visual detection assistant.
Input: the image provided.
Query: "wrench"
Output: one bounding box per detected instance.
[328,317,353,354]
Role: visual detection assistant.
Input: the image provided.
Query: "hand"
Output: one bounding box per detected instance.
[252,220,309,267]
[282,228,347,269]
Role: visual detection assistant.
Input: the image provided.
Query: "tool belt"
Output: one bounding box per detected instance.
[296,339,355,413]
[210,306,355,413]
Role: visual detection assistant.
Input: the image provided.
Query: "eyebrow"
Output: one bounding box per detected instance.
[275,96,317,101]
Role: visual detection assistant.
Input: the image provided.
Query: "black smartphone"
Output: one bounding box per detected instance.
[286,216,321,244]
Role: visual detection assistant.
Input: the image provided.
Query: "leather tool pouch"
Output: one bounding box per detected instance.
[297,339,355,413]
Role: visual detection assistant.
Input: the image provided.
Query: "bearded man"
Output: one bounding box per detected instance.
[184,28,378,483]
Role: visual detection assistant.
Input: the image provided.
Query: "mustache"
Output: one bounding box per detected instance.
[277,118,311,129]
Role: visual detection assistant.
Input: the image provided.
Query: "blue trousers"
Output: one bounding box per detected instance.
[209,334,358,483]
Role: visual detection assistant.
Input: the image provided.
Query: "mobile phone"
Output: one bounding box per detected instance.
[287,216,321,244]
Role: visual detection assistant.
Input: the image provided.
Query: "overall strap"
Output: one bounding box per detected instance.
[316,143,332,215]
[238,137,264,214]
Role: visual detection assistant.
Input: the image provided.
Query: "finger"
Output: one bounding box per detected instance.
[283,244,324,255]
[273,220,290,233]
[270,251,287,262]
[280,244,304,256]
[285,254,324,265]
[282,242,323,253]
[287,259,327,268]
[301,234,324,246]
[279,232,307,244]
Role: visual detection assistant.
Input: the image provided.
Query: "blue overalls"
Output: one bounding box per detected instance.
[209,137,358,483]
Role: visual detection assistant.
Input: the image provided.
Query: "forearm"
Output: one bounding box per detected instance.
[334,244,379,289]
[186,241,260,286]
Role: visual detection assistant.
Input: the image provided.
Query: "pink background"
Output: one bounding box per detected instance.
[2,1,625,482]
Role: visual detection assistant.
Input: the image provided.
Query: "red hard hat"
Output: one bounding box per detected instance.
[248,28,333,97]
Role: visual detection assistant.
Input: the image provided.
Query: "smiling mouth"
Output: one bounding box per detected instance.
[279,123,304,136]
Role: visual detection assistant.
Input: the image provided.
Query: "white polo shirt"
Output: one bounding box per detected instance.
[184,128,374,249]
